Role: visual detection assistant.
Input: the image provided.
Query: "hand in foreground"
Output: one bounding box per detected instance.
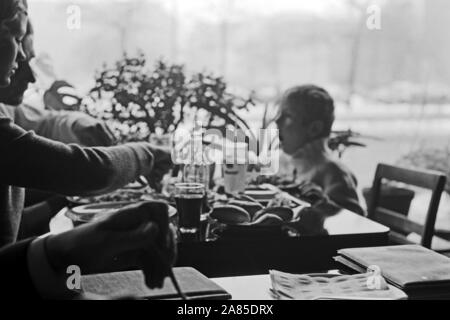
[73,117,116,147]
[146,145,174,192]
[45,201,176,289]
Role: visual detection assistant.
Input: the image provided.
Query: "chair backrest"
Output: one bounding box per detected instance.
[367,163,447,249]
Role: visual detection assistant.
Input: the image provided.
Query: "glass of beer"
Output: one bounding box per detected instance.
[174,183,205,239]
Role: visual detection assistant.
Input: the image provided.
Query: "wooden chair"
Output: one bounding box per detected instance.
[367,163,447,250]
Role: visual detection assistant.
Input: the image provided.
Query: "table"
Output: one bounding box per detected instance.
[51,207,389,277]
[177,209,389,277]
[211,273,409,300]
[212,275,273,300]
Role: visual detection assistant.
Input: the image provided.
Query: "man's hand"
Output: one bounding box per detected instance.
[45,201,176,289]
[146,145,174,192]
[72,116,116,147]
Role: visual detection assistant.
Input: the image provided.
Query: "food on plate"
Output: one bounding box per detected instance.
[267,194,297,208]
[67,187,171,205]
[210,205,252,225]
[66,202,178,226]
[252,207,294,223]
[249,175,297,188]
[210,201,294,229]
[243,189,278,203]
[235,194,260,203]
[228,200,263,218]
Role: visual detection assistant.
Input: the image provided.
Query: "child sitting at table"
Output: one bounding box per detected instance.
[275,85,365,216]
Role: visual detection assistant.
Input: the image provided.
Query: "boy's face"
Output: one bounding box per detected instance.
[276,101,310,155]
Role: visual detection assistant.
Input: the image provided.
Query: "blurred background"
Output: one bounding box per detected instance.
[27,0,450,227]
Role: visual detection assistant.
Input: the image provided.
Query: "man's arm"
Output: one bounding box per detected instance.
[12,103,114,146]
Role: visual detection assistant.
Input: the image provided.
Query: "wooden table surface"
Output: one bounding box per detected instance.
[51,207,390,277]
[177,209,390,277]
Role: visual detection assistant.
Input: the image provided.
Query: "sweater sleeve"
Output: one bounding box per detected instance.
[0,117,155,197]
[13,104,86,144]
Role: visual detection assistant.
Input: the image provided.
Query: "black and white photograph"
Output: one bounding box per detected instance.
[1,0,450,306]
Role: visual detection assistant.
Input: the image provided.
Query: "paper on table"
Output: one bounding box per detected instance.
[269,270,407,300]
[81,268,231,300]
[81,271,153,299]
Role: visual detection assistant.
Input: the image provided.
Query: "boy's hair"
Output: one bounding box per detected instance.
[282,84,335,138]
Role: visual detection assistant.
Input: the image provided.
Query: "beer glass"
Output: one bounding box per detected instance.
[174,183,205,238]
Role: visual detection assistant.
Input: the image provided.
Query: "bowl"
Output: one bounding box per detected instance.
[66,201,177,226]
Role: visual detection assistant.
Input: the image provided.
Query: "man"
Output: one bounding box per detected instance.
[276,85,365,216]
[0,21,120,238]
[0,0,173,246]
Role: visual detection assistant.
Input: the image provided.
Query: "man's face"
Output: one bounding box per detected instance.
[275,101,309,155]
[0,9,28,88]
[0,19,35,105]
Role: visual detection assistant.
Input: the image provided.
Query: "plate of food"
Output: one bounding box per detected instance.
[67,187,172,206]
[249,175,298,189]
[66,201,177,225]
[209,202,295,237]
[243,188,278,204]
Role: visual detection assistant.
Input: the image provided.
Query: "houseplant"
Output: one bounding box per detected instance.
[81,54,188,144]
[81,54,254,145]
[81,54,256,188]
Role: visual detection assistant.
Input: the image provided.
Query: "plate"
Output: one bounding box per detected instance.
[66,201,177,224]
[66,188,154,206]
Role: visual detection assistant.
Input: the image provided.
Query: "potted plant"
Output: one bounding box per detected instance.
[81,54,187,145]
[185,72,254,137]
[82,54,255,188]
[82,54,254,144]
